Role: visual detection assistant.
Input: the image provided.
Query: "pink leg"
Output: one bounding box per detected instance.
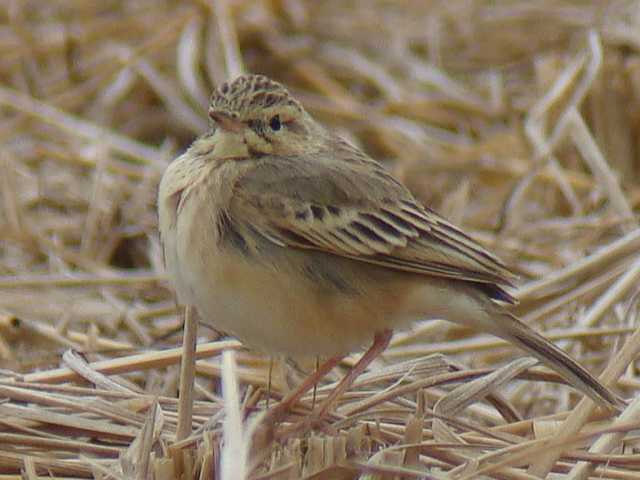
[315,330,392,418]
[263,354,344,424]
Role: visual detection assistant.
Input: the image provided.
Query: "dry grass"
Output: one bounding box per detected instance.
[1,0,640,478]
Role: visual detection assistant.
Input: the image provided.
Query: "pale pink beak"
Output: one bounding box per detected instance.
[208,110,243,133]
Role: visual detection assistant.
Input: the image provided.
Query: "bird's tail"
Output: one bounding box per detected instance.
[493,312,623,410]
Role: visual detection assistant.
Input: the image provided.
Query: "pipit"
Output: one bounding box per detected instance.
[158,74,620,413]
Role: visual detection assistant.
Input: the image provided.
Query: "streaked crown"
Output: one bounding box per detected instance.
[209,75,304,120]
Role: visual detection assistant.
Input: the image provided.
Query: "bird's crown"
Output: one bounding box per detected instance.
[209,74,303,120]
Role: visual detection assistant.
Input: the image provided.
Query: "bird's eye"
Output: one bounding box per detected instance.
[269,115,281,131]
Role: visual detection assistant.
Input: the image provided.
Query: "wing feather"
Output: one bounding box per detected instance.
[229,153,516,302]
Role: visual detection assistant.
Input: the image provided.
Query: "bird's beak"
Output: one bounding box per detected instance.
[208,110,243,133]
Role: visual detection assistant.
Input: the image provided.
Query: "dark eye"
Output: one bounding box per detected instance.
[269,115,281,131]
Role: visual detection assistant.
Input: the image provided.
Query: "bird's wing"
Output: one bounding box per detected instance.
[229,150,516,297]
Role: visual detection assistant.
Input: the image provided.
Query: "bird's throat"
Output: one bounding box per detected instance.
[213,129,249,160]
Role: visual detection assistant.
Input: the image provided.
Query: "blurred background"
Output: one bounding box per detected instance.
[1,0,639,477]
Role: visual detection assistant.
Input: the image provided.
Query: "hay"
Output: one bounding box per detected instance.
[1,0,639,478]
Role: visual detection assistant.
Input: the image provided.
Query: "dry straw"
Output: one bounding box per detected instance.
[0,1,639,478]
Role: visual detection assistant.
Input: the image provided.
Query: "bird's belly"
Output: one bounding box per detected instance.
[171,222,392,356]
[185,252,379,356]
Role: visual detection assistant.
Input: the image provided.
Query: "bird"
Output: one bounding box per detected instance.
[158,73,620,413]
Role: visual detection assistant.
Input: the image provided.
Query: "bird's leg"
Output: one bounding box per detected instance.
[311,356,320,410]
[264,354,343,424]
[315,329,392,418]
[266,357,273,409]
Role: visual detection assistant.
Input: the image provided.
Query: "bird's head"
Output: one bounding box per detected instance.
[206,74,322,160]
